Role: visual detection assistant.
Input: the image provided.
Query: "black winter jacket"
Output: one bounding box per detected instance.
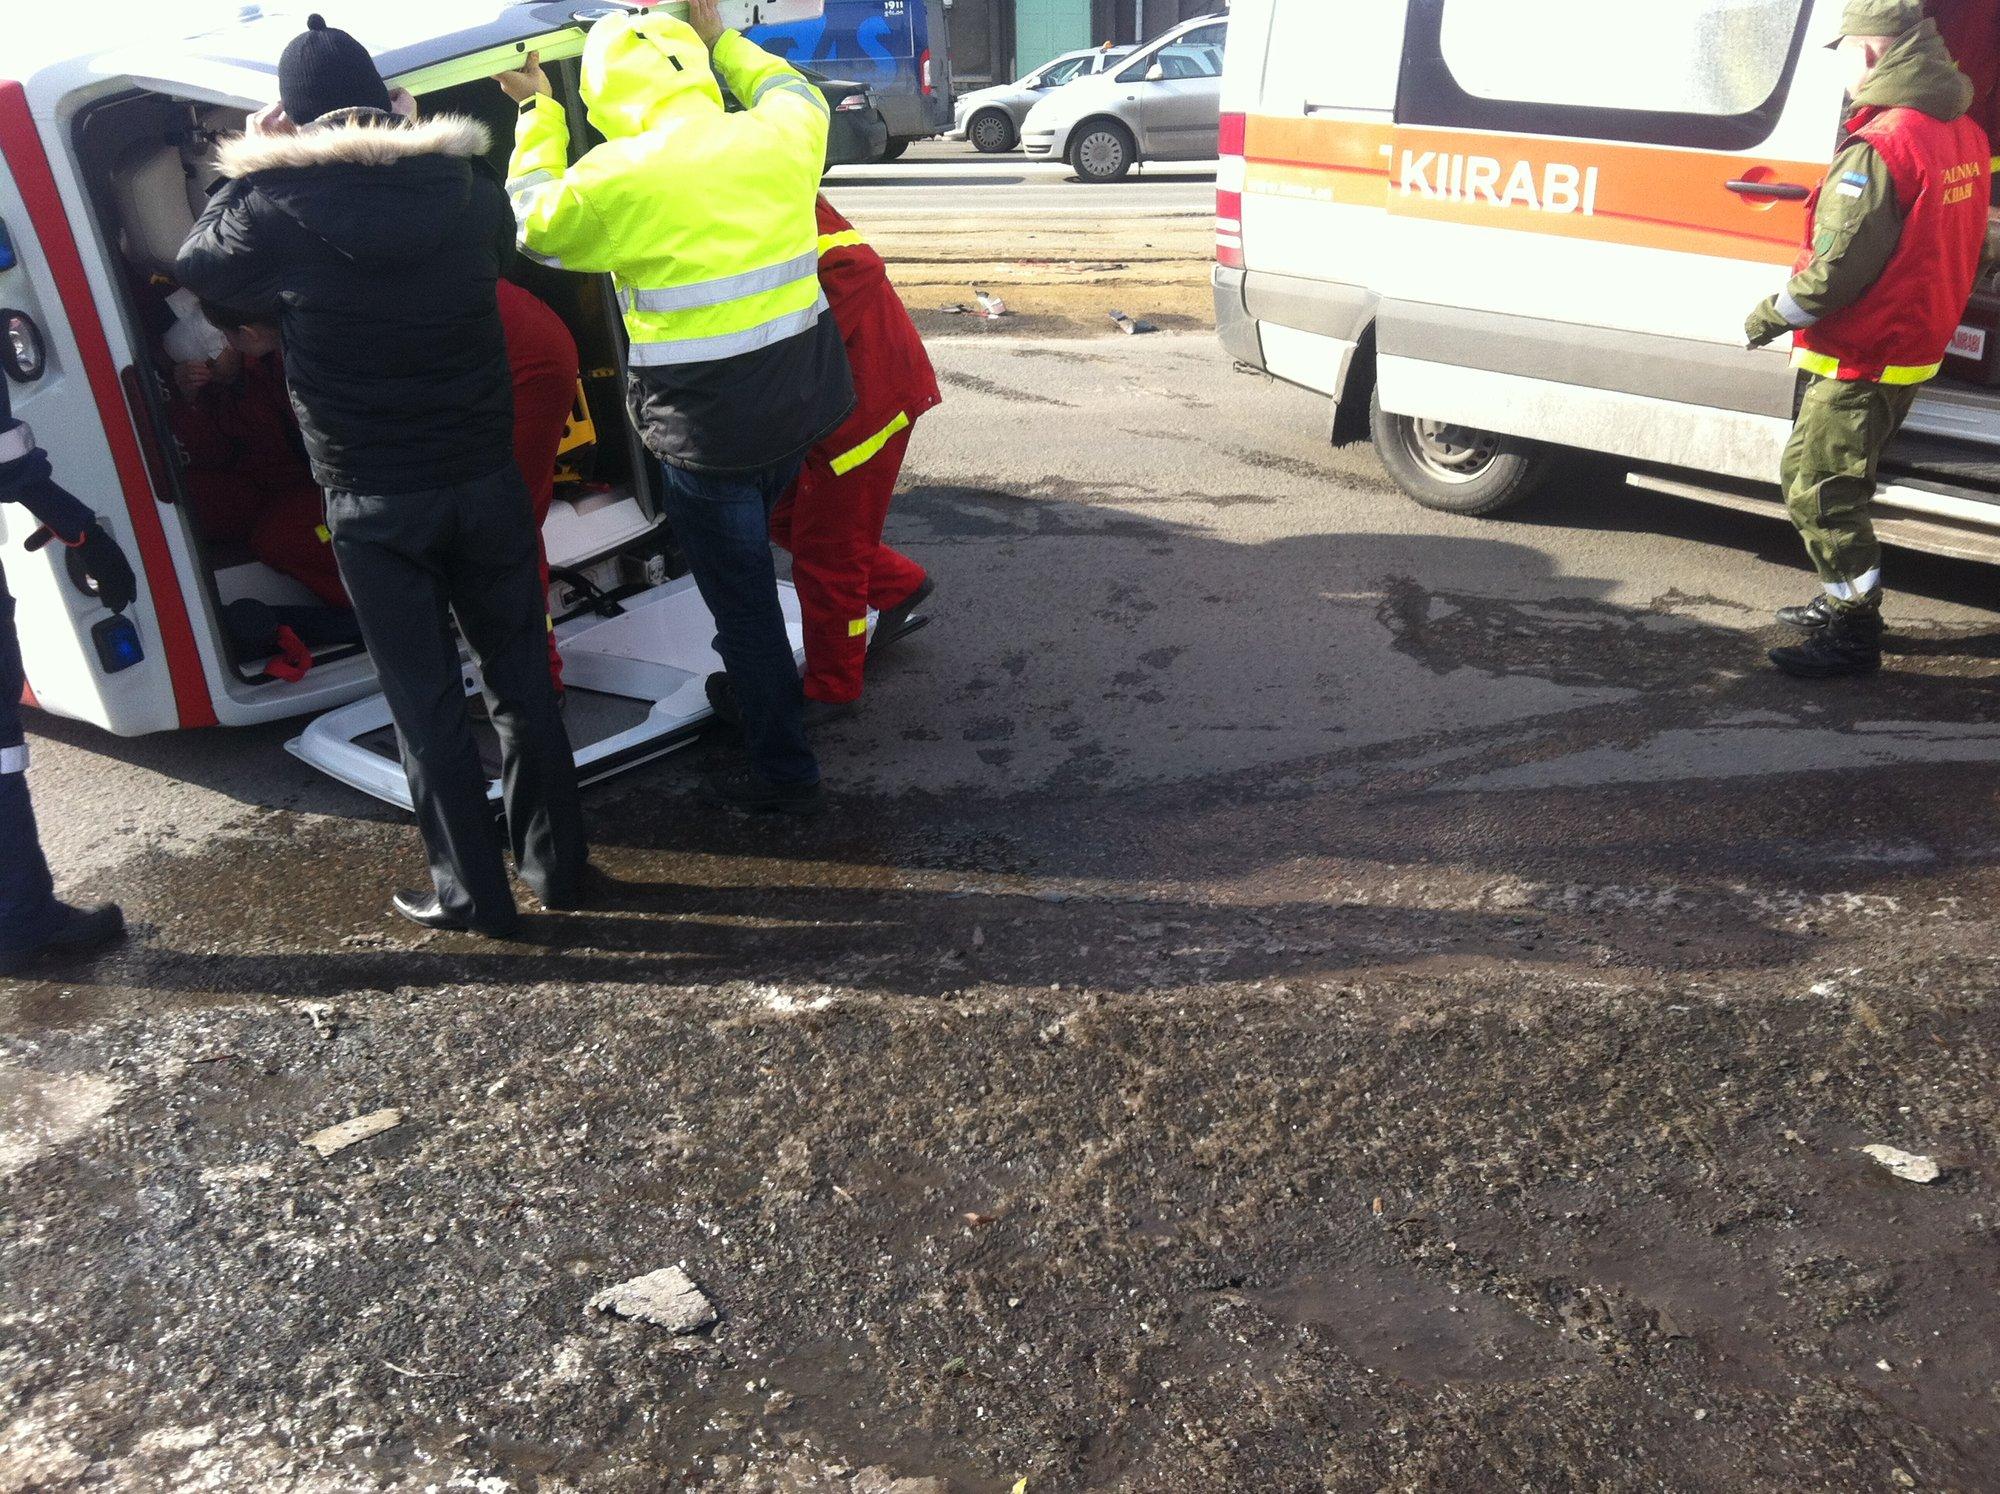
[176,110,517,496]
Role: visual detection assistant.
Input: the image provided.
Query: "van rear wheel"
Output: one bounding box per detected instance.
[1369,390,1551,517]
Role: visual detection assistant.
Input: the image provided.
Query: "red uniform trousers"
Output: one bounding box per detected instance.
[498,280,577,694]
[770,427,927,705]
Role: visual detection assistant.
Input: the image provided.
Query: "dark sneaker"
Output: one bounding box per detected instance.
[1769,609,1883,678]
[0,901,125,976]
[706,673,855,732]
[700,767,825,816]
[870,575,936,653]
[390,890,520,939]
[1776,594,1835,630]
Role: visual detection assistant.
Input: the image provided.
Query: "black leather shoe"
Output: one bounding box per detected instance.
[1776,594,1835,630]
[1770,608,1883,678]
[391,890,519,938]
[870,575,935,653]
[0,901,125,976]
[700,767,825,816]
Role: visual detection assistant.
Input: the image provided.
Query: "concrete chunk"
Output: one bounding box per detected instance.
[588,1266,717,1333]
[301,1108,404,1158]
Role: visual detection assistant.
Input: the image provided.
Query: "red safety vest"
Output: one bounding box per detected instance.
[812,196,941,474]
[1792,102,1991,384]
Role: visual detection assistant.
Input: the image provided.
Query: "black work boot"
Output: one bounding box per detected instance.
[1769,607,1883,678]
[700,766,825,816]
[0,901,125,976]
[706,672,856,732]
[1776,594,1835,630]
[870,575,936,653]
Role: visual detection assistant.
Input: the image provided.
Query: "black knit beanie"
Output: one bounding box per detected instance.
[278,14,391,125]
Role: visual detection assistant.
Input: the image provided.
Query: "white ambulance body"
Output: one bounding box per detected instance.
[0,0,821,808]
[1215,0,2000,564]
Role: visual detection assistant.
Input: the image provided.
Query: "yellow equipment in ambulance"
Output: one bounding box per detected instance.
[0,1,823,809]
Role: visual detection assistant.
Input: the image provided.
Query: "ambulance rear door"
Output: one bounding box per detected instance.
[1373,0,1846,485]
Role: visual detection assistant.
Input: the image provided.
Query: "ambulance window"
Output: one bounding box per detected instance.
[1399,0,1813,149]
[1262,2,1407,115]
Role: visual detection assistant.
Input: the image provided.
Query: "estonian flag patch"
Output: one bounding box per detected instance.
[1837,170,1869,198]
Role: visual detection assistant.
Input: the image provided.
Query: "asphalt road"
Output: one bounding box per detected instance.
[7,331,2000,1484]
[825,140,1217,218]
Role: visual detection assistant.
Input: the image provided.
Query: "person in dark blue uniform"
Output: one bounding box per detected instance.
[1,379,136,975]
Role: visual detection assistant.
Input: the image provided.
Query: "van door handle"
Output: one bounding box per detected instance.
[1726,179,1811,201]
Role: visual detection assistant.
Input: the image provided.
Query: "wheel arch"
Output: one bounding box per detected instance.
[1068,113,1140,164]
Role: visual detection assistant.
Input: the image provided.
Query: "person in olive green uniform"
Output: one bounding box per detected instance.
[1745,0,1990,678]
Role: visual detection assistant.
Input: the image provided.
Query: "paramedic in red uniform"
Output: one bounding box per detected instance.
[1745,0,1991,678]
[497,276,580,696]
[0,381,134,974]
[706,195,939,729]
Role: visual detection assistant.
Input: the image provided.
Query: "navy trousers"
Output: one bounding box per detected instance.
[656,458,818,787]
[0,587,60,955]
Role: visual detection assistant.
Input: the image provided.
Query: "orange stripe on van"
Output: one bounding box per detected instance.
[1243,113,1813,267]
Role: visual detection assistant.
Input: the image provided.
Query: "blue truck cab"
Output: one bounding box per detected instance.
[749,0,953,156]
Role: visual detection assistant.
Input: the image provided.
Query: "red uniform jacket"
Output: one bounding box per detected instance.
[812,197,940,465]
[1793,102,1990,382]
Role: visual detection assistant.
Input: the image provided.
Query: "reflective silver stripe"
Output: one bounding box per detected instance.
[519,244,568,269]
[625,292,829,367]
[621,250,819,314]
[0,743,27,774]
[753,74,828,113]
[505,167,556,195]
[0,421,35,464]
[1775,290,1818,328]
[508,168,558,243]
[1823,566,1883,602]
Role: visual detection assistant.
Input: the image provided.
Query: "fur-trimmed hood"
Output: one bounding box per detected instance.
[213,110,496,268]
[217,111,491,178]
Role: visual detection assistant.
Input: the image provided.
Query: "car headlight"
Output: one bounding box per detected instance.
[3,309,45,383]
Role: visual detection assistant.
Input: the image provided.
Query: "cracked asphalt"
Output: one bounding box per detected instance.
[5,332,2000,1492]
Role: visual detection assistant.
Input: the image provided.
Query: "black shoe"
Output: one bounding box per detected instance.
[870,575,936,653]
[700,767,825,816]
[705,671,743,729]
[706,673,855,732]
[0,901,125,976]
[391,889,520,938]
[534,864,618,912]
[1769,609,1883,678]
[1776,594,1836,630]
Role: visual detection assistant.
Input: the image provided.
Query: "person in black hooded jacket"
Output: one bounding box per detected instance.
[177,14,588,937]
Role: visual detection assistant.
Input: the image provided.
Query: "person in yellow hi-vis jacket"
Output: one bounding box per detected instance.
[497,0,855,816]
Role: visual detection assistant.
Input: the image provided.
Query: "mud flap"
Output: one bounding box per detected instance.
[286,577,805,812]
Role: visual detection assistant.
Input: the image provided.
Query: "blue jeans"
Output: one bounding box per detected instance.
[0,591,61,955]
[657,459,818,786]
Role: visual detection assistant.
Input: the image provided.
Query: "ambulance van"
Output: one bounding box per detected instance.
[0,0,826,810]
[1214,0,2000,566]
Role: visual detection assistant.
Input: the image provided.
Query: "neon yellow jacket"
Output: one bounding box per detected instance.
[507,17,831,371]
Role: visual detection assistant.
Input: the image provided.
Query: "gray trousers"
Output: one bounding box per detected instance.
[326,464,585,928]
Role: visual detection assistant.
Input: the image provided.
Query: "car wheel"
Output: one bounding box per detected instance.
[881,137,911,160]
[1368,388,1551,516]
[969,110,1016,153]
[1070,120,1135,183]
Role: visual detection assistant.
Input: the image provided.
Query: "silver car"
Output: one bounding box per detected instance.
[1020,16,1228,183]
[949,46,1136,154]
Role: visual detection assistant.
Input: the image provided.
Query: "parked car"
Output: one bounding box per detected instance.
[1021,15,1227,182]
[801,68,891,167]
[749,0,953,159]
[949,45,1135,154]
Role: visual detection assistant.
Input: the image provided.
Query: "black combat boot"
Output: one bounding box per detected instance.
[1776,594,1835,630]
[1769,606,1883,678]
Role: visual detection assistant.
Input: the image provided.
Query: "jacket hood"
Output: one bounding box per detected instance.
[216,111,491,266]
[1852,18,1974,120]
[581,11,725,140]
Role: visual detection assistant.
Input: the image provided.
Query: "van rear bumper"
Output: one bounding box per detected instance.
[1213,265,1261,368]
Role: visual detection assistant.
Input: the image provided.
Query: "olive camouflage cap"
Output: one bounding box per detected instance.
[1828,0,1926,44]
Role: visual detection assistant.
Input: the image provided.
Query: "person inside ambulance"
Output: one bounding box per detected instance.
[1745,0,1991,679]
[706,193,939,732]
[176,14,589,936]
[1,381,134,975]
[166,305,349,611]
[497,0,855,817]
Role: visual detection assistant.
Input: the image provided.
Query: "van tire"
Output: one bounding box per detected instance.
[1369,390,1551,517]
[1070,120,1136,183]
[969,110,1017,153]
[881,138,911,160]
